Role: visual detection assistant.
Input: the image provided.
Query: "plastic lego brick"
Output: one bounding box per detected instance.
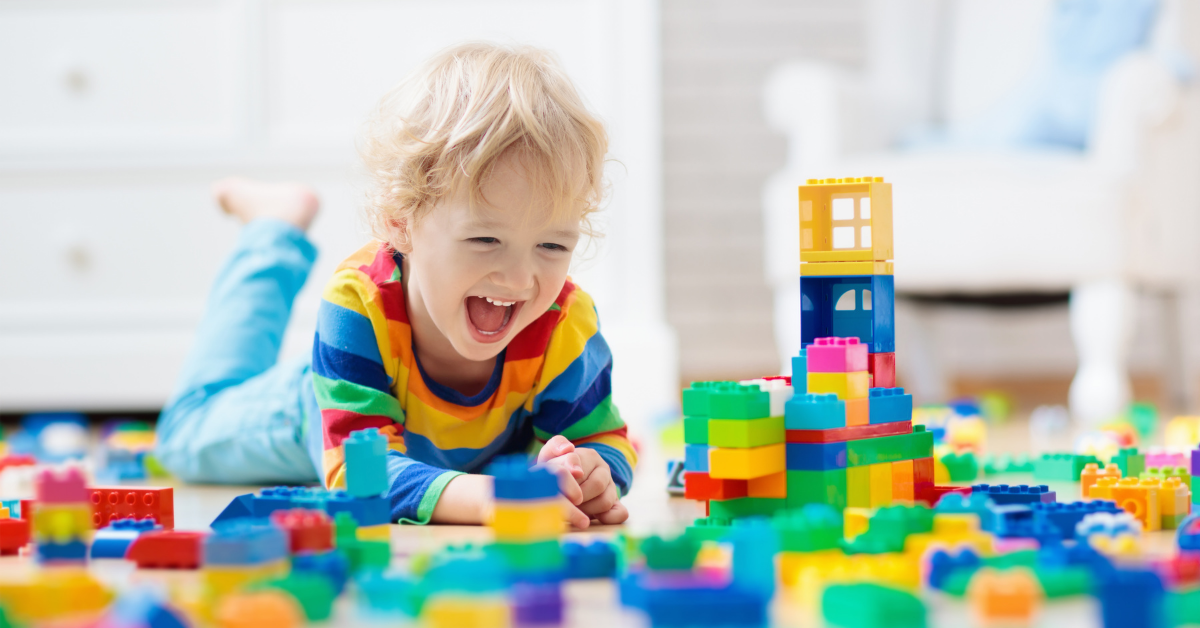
[512,582,563,626]
[0,570,113,624]
[867,352,896,389]
[686,517,734,543]
[88,487,174,529]
[868,387,912,424]
[32,503,92,544]
[684,472,747,501]
[800,260,894,276]
[799,177,893,263]
[126,530,206,569]
[869,462,893,507]
[708,443,786,480]
[343,428,388,499]
[747,470,788,498]
[1034,452,1101,481]
[487,539,564,574]
[563,539,618,579]
[785,469,847,510]
[323,492,390,527]
[682,381,739,418]
[640,534,699,571]
[491,499,564,540]
[940,452,979,482]
[916,485,972,507]
[0,454,35,474]
[892,459,915,501]
[707,497,787,520]
[683,416,709,445]
[846,397,870,427]
[806,337,869,373]
[786,420,912,444]
[1081,463,1123,498]
[35,467,88,503]
[270,509,334,554]
[786,441,847,471]
[90,517,161,559]
[708,416,784,448]
[970,484,1054,506]
[807,371,869,400]
[1099,569,1167,628]
[1142,465,1192,490]
[292,550,350,595]
[847,466,871,508]
[1193,449,1200,477]
[729,518,778,599]
[967,568,1041,624]
[1158,477,1191,525]
[845,427,934,467]
[642,582,768,628]
[1112,448,1147,479]
[1099,477,1162,532]
[422,594,509,628]
[821,582,925,628]
[247,573,337,622]
[772,504,843,552]
[792,350,807,394]
[37,539,89,564]
[738,377,794,417]
[784,393,846,430]
[1030,501,1122,540]
[667,459,686,496]
[708,384,770,419]
[0,518,29,556]
[684,443,710,473]
[204,520,289,566]
[487,456,559,501]
[928,549,981,590]
[800,274,896,353]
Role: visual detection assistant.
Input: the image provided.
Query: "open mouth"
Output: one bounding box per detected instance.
[465,296,523,343]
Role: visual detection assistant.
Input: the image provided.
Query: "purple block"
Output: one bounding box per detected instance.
[513,583,563,626]
[806,337,868,373]
[1191,449,1200,476]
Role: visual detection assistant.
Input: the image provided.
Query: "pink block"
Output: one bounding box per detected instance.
[1146,451,1188,468]
[806,337,868,373]
[35,468,88,503]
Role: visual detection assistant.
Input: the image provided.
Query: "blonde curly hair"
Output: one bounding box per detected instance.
[359,42,609,247]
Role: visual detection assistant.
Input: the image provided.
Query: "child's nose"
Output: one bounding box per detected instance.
[491,257,536,293]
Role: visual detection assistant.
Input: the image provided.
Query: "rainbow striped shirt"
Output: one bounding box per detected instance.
[312,242,636,523]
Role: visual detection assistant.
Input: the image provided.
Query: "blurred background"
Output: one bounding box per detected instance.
[2,0,1200,440]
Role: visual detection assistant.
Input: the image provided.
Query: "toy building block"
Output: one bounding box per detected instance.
[799,177,893,262]
[913,457,935,493]
[806,337,868,373]
[1080,463,1122,498]
[1156,477,1190,529]
[868,462,893,507]
[683,416,709,445]
[967,568,1042,625]
[940,452,979,482]
[1097,569,1166,628]
[270,509,334,554]
[970,484,1055,506]
[684,472,747,501]
[821,582,925,628]
[708,416,784,448]
[640,534,699,571]
[1029,501,1122,540]
[771,504,843,552]
[739,377,794,417]
[892,459,915,501]
[126,530,206,569]
[34,468,88,503]
[488,457,559,501]
[707,497,787,520]
[487,539,564,576]
[786,469,847,510]
[1101,477,1161,532]
[868,352,896,388]
[787,441,848,471]
[845,427,934,467]
[786,420,912,444]
[917,485,972,507]
[36,540,88,564]
[90,518,161,559]
[784,393,846,430]
[800,274,896,353]
[491,500,564,540]
[847,466,871,508]
[88,487,174,529]
[709,443,786,479]
[686,517,735,543]
[748,471,788,499]
[684,443,710,473]
[512,582,564,626]
[1193,448,1200,476]
[846,398,870,427]
[667,460,686,496]
[563,539,618,579]
[343,428,388,498]
[205,521,289,566]
[708,384,770,419]
[792,350,808,394]
[801,260,894,276]
[32,504,92,544]
[324,491,390,528]
[1112,448,1146,478]
[807,371,869,400]
[682,381,729,417]
[868,387,913,425]
[1034,453,1101,481]
[1142,466,1192,490]
[0,518,29,556]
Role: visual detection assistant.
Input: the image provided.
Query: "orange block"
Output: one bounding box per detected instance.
[846,398,869,427]
[892,460,914,501]
[967,568,1042,624]
[1080,463,1122,499]
[1110,477,1161,532]
[748,471,788,498]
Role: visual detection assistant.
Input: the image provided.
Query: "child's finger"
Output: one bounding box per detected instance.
[577,464,613,503]
[546,465,583,505]
[594,501,629,526]
[537,435,575,464]
[578,484,618,517]
[564,500,591,529]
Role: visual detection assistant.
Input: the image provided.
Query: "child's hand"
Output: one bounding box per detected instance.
[536,436,590,528]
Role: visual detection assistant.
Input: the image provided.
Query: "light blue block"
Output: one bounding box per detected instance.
[344,428,388,498]
[784,393,846,430]
[792,350,808,394]
[684,444,710,473]
[868,387,912,425]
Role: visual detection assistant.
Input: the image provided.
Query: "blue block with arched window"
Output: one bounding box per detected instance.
[799,274,894,353]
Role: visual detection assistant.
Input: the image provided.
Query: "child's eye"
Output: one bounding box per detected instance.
[539,243,569,252]
[470,237,498,244]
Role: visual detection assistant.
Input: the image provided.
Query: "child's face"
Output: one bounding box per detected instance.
[401,155,582,362]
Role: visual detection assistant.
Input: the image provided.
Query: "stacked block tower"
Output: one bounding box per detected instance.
[683,177,939,519]
[32,468,92,564]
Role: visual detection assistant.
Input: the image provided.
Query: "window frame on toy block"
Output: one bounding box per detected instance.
[800,274,895,353]
[798,177,893,263]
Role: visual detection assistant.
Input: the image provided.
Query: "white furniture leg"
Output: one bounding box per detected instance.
[1069,279,1135,426]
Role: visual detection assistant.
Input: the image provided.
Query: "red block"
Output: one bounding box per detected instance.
[786,421,912,444]
[126,530,206,569]
[270,509,334,553]
[684,472,748,501]
[0,455,35,473]
[89,487,174,529]
[0,518,30,556]
[868,352,896,388]
[916,485,970,507]
[19,500,34,521]
[912,456,936,505]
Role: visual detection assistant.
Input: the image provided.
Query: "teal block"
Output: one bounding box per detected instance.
[792,350,808,394]
[683,416,709,445]
[344,428,388,498]
[709,384,770,420]
[772,504,842,552]
[784,393,846,430]
[686,517,734,543]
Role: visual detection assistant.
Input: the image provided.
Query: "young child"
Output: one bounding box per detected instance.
[155,43,635,528]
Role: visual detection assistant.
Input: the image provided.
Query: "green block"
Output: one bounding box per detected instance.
[1141,466,1192,490]
[708,416,784,447]
[941,452,979,482]
[772,505,842,552]
[345,540,391,573]
[1034,453,1100,481]
[786,469,847,510]
[982,453,1034,476]
[845,427,934,467]
[641,534,700,570]
[708,497,787,519]
[685,517,734,543]
[682,381,722,417]
[1170,589,1200,627]
[1032,566,1093,598]
[708,384,770,419]
[249,574,336,621]
[488,540,563,572]
[1111,448,1145,478]
[844,505,934,555]
[683,416,709,445]
[822,583,927,628]
[1164,512,1189,530]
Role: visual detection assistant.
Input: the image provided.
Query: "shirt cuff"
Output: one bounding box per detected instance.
[406,470,465,525]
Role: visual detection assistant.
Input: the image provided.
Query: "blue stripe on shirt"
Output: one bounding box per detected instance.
[531,365,612,435]
[385,450,448,522]
[316,300,385,366]
[312,332,391,394]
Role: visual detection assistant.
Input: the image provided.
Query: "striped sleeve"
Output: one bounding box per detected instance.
[529,289,637,494]
[312,264,459,523]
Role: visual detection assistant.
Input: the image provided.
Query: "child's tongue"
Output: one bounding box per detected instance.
[466,296,508,333]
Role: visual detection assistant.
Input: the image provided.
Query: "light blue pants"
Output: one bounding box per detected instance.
[156,219,322,485]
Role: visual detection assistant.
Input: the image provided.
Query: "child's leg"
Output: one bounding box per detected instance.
[156,180,322,484]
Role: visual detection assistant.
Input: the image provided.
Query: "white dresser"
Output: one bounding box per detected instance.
[0,0,677,427]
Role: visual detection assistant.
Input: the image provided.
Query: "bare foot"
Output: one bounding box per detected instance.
[211,177,320,231]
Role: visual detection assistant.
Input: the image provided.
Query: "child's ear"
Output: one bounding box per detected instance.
[389,218,414,254]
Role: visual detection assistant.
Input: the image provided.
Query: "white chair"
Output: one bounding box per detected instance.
[762,0,1200,424]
